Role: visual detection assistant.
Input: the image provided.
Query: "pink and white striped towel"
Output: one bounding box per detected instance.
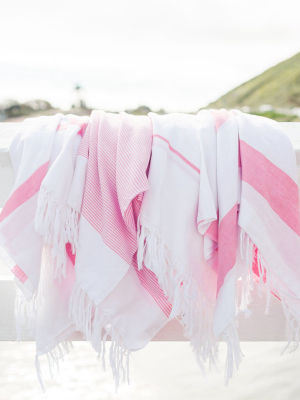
[0,114,89,389]
[137,112,219,377]
[0,111,170,390]
[138,110,300,384]
[68,111,170,388]
[2,109,300,391]
[197,109,300,382]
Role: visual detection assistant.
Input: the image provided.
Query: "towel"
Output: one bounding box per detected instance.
[2,108,300,390]
[0,111,169,390]
[65,111,170,387]
[197,109,300,382]
[138,110,300,384]
[137,112,219,377]
[0,113,87,299]
[0,114,88,390]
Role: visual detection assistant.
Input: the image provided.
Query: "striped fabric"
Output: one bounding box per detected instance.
[197,109,300,383]
[0,111,169,391]
[0,114,87,294]
[137,112,219,382]
[2,109,300,392]
[69,110,170,390]
[76,111,171,316]
[138,109,300,385]
[0,114,89,391]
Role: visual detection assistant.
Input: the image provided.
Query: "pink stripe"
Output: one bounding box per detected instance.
[0,162,49,223]
[133,257,172,317]
[80,112,171,317]
[217,203,238,294]
[69,116,88,137]
[57,123,69,131]
[57,117,88,137]
[240,140,300,236]
[66,242,76,266]
[203,220,218,242]
[210,109,234,131]
[252,245,281,301]
[11,265,28,283]
[153,134,200,174]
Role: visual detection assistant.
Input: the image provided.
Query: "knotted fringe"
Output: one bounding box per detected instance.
[137,216,219,380]
[222,322,244,385]
[14,289,37,341]
[69,281,130,390]
[15,246,60,340]
[240,228,300,353]
[35,186,80,281]
[35,340,73,393]
[65,205,80,253]
[239,229,256,313]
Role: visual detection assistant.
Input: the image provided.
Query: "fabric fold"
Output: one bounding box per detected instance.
[1,108,300,391]
[196,109,300,382]
[137,112,219,377]
[68,110,170,388]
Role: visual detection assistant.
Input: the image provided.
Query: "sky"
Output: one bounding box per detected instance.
[1,0,300,113]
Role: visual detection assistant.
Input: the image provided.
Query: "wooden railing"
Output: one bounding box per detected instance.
[1,122,300,341]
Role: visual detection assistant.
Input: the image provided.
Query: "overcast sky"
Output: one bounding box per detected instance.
[1,0,300,112]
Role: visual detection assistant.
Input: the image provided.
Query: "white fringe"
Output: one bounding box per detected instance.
[137,216,219,379]
[35,355,45,393]
[65,205,80,254]
[222,323,244,386]
[35,186,80,281]
[35,340,73,393]
[15,245,58,339]
[239,228,300,354]
[14,289,37,341]
[69,281,131,390]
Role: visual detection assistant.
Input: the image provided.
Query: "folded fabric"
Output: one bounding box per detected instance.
[138,110,300,384]
[197,110,300,360]
[137,113,219,377]
[1,109,300,391]
[68,111,170,387]
[0,111,170,391]
[0,114,88,389]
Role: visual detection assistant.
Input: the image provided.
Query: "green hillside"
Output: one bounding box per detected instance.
[208,52,300,111]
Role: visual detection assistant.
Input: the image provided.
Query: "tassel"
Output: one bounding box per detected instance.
[137,215,218,379]
[35,185,80,280]
[35,339,72,392]
[35,356,46,393]
[69,280,131,390]
[241,229,300,354]
[223,323,243,386]
[14,289,37,341]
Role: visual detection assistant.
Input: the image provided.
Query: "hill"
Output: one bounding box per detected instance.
[208,52,300,111]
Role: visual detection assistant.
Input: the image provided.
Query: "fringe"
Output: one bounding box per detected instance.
[69,281,131,390]
[239,228,300,354]
[14,288,37,341]
[137,216,219,379]
[239,228,255,314]
[35,185,80,281]
[15,245,56,342]
[35,355,45,393]
[65,205,80,254]
[222,323,244,386]
[35,340,73,393]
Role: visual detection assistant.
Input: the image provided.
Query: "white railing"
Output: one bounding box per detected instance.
[1,122,300,341]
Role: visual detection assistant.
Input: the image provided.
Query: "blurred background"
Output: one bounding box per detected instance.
[1,0,300,398]
[1,0,300,122]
